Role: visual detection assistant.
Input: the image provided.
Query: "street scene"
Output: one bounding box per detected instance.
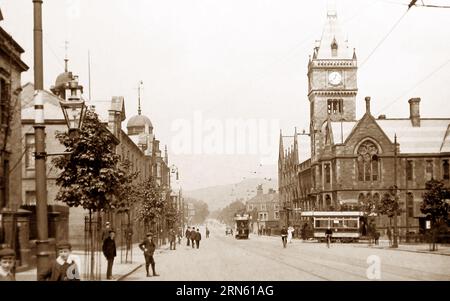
[0,0,450,282]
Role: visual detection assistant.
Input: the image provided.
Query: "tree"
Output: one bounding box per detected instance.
[111,160,141,262]
[164,199,180,230]
[53,110,123,211]
[112,160,141,219]
[53,110,124,279]
[378,186,400,248]
[136,177,165,231]
[190,200,209,225]
[217,201,246,226]
[421,179,450,251]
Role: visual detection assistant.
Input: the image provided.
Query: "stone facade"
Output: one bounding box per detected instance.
[278,10,450,236]
[246,185,279,233]
[0,23,29,267]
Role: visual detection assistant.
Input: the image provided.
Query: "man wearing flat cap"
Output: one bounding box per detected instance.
[139,232,159,277]
[0,248,16,281]
[102,230,116,280]
[40,241,81,281]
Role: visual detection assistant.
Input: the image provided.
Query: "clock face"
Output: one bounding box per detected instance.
[329,71,342,85]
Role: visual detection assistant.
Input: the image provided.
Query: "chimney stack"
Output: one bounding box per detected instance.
[408,98,421,127]
[257,184,263,196]
[365,96,371,114]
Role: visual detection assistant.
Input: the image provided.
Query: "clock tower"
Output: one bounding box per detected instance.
[308,9,358,161]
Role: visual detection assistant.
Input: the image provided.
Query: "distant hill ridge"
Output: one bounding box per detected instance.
[184,178,278,211]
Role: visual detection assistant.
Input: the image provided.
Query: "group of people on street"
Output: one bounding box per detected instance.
[185,226,202,249]
[0,240,82,281]
[280,226,296,248]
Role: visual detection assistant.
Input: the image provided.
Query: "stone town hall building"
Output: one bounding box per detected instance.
[278,10,450,235]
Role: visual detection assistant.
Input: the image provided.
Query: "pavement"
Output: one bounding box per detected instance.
[15,243,147,281]
[15,229,450,281]
[121,224,450,281]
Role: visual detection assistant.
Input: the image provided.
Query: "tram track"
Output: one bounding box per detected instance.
[218,235,447,281]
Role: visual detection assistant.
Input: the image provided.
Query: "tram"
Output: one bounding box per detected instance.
[234,213,251,239]
[301,211,366,243]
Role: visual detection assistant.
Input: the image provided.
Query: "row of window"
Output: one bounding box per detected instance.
[248,204,279,211]
[327,99,344,115]
[407,159,449,181]
[257,211,280,221]
[313,140,449,185]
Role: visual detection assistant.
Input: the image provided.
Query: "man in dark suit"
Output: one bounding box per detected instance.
[195,228,202,249]
[102,230,116,280]
[139,232,159,277]
[185,227,191,246]
[169,229,176,250]
[190,228,195,248]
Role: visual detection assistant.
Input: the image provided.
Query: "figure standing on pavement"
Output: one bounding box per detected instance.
[195,228,202,249]
[281,226,288,248]
[190,228,196,248]
[102,230,117,280]
[0,248,16,281]
[178,228,182,245]
[40,241,81,281]
[185,226,191,246]
[169,229,176,250]
[206,227,210,238]
[325,227,333,248]
[287,226,294,244]
[139,232,159,277]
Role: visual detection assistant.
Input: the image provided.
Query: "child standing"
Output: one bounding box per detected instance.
[0,248,16,281]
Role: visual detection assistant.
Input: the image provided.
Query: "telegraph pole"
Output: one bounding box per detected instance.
[33,0,50,279]
[393,134,399,248]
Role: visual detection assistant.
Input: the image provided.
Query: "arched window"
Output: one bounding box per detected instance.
[407,193,414,218]
[373,193,380,207]
[357,140,380,182]
[325,195,332,209]
[358,193,365,205]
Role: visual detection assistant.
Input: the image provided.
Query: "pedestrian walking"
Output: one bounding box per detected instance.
[169,229,176,250]
[185,226,191,246]
[0,248,16,281]
[102,230,116,280]
[281,226,288,248]
[325,227,333,248]
[287,226,294,243]
[40,241,81,281]
[139,232,159,277]
[206,227,210,238]
[190,228,195,248]
[195,228,202,249]
[178,228,182,245]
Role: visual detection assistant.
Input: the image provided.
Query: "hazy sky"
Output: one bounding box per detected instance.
[2,0,450,190]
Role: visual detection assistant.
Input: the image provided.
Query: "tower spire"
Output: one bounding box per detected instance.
[64,40,69,72]
[138,80,143,115]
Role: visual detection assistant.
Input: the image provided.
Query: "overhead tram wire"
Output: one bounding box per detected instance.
[202,1,379,115]
[344,3,416,87]
[375,57,450,115]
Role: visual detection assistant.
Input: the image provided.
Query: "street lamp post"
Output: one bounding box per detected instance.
[32,0,50,280]
[32,0,87,280]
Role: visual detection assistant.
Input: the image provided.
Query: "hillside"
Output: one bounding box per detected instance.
[184,178,278,211]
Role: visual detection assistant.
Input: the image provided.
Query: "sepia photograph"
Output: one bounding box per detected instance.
[0,0,449,288]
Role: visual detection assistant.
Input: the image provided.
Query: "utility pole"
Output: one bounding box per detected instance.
[33,0,50,279]
[393,134,399,248]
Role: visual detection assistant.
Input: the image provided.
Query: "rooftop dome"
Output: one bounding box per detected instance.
[127,114,153,128]
[127,114,153,136]
[54,71,73,89]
